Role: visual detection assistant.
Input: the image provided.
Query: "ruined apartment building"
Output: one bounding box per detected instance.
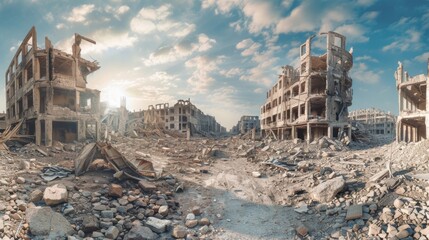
[231,116,260,134]
[349,108,396,135]
[144,99,226,134]
[5,27,101,146]
[260,32,353,141]
[395,60,429,142]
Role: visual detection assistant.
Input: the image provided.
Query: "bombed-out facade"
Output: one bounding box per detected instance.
[143,99,226,134]
[231,116,260,134]
[5,27,101,146]
[395,60,429,142]
[349,108,396,135]
[260,32,353,142]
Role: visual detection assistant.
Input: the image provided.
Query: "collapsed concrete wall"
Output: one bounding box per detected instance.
[5,27,101,146]
[395,60,429,142]
[349,108,396,135]
[260,31,353,142]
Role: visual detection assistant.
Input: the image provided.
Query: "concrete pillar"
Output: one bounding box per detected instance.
[347,125,352,139]
[35,119,41,145]
[328,126,333,138]
[45,119,52,146]
[291,126,296,139]
[306,123,311,143]
[251,128,256,140]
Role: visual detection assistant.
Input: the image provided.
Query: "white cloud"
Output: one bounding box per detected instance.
[229,20,243,32]
[276,0,355,34]
[282,0,294,8]
[414,52,429,62]
[56,28,138,55]
[236,38,261,56]
[185,56,222,93]
[130,4,195,37]
[220,68,242,78]
[105,5,130,19]
[356,0,377,6]
[66,4,95,23]
[242,1,280,34]
[382,29,421,52]
[56,23,66,29]
[334,24,369,43]
[201,0,241,14]
[355,55,378,62]
[254,88,264,93]
[143,34,216,66]
[361,11,378,21]
[351,62,382,84]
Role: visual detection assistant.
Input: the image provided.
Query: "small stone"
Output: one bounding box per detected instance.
[145,217,171,233]
[109,184,123,198]
[394,199,404,209]
[30,189,43,203]
[199,218,210,226]
[82,215,99,233]
[138,180,157,192]
[296,225,308,237]
[105,226,119,239]
[252,171,261,178]
[172,225,187,238]
[16,177,25,184]
[101,210,114,219]
[199,225,210,234]
[185,220,198,228]
[396,229,409,239]
[186,213,196,220]
[346,205,363,220]
[158,205,169,216]
[369,224,381,236]
[192,206,202,216]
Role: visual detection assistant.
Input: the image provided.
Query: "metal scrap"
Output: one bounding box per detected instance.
[40,166,73,181]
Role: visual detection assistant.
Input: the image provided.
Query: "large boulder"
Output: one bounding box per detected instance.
[310,176,345,202]
[124,221,158,240]
[26,207,75,238]
[43,184,68,206]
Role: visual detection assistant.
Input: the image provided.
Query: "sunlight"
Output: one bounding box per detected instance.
[102,87,126,108]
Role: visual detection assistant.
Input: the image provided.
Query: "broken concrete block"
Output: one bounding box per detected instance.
[310,176,345,202]
[82,215,100,233]
[43,184,68,206]
[26,207,75,238]
[145,217,171,233]
[139,179,157,191]
[345,205,363,220]
[109,184,123,198]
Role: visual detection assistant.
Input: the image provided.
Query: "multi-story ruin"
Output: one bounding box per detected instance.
[395,60,429,142]
[143,99,226,134]
[349,108,396,135]
[260,31,353,141]
[5,27,101,146]
[231,116,260,134]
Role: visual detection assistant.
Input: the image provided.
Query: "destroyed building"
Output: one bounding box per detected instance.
[395,60,429,142]
[143,99,226,135]
[0,113,5,133]
[349,108,396,135]
[231,115,260,134]
[260,31,353,141]
[100,97,128,135]
[4,27,101,146]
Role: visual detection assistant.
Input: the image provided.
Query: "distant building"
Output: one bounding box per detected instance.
[232,116,260,134]
[395,60,429,142]
[0,113,5,133]
[143,99,226,134]
[349,108,396,135]
[260,32,353,142]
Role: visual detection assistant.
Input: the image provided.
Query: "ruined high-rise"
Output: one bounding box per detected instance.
[260,32,353,142]
[395,59,429,142]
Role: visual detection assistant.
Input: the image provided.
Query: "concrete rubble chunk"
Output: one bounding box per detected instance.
[345,205,363,220]
[25,206,75,238]
[145,216,172,233]
[43,184,68,206]
[29,189,43,202]
[139,179,157,191]
[109,183,123,198]
[124,221,158,240]
[310,176,345,202]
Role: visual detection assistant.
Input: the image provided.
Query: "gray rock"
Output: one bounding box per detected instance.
[25,207,75,238]
[106,226,119,239]
[101,210,114,219]
[310,176,345,202]
[124,222,158,240]
[82,215,100,233]
[172,225,187,238]
[145,217,172,233]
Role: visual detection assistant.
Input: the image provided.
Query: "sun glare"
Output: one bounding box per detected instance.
[102,87,126,108]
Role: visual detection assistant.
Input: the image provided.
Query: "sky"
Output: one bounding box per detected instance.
[0,0,428,130]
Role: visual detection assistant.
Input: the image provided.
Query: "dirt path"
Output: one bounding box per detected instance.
[176,156,318,239]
